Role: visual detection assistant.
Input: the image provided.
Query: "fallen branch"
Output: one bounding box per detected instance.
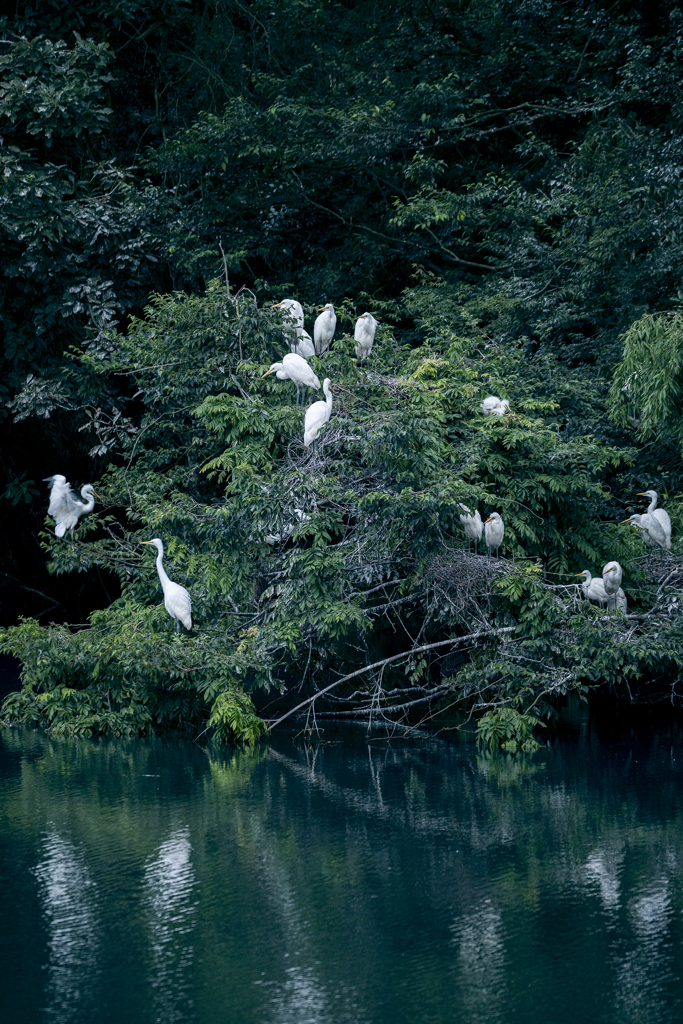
[266,626,516,728]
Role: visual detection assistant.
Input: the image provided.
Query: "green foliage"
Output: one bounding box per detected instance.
[476,708,543,754]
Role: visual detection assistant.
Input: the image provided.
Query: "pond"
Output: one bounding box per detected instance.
[2,719,683,1024]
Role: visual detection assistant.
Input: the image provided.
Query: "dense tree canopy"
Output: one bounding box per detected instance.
[2,1,683,744]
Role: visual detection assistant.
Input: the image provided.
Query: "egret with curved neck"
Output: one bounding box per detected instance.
[141,539,192,633]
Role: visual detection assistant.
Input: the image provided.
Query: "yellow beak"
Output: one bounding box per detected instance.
[262,369,274,377]
[637,491,647,496]
[484,516,493,524]
[271,302,283,309]
[140,541,152,546]
[620,517,632,524]
[603,567,613,574]
[574,572,585,577]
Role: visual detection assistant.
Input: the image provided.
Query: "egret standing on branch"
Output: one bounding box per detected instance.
[262,353,320,407]
[480,396,511,416]
[602,561,623,613]
[621,513,667,565]
[484,512,505,557]
[272,300,304,352]
[141,539,192,633]
[44,475,99,538]
[314,304,336,355]
[354,313,378,367]
[638,490,672,557]
[574,569,627,611]
[304,378,333,448]
[459,504,483,555]
[293,327,315,359]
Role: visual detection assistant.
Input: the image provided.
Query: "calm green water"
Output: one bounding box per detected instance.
[2,722,683,1024]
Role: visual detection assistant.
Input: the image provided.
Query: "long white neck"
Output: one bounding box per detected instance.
[79,486,96,514]
[646,493,658,514]
[155,542,171,590]
[582,571,593,586]
[323,380,333,411]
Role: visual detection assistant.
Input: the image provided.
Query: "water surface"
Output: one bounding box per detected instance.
[2,721,683,1023]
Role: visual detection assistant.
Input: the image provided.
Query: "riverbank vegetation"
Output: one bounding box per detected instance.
[3,1,683,744]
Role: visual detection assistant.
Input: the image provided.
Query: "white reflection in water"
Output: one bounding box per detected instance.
[614,881,672,1024]
[34,831,99,1024]
[451,907,506,1024]
[584,848,623,911]
[144,827,197,1024]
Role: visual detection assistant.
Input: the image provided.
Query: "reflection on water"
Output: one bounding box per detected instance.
[34,832,99,1024]
[144,828,197,1023]
[3,724,683,1024]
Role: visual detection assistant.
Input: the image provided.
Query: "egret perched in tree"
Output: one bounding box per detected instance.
[44,475,99,538]
[621,512,667,564]
[314,304,336,355]
[484,512,504,557]
[262,353,320,407]
[354,313,378,366]
[304,378,333,448]
[141,539,192,633]
[638,490,672,555]
[293,327,315,359]
[602,561,623,612]
[272,300,305,351]
[480,396,511,416]
[458,504,483,554]
[574,570,627,611]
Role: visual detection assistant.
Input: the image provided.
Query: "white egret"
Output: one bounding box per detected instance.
[44,475,99,538]
[262,353,320,407]
[140,539,192,633]
[602,561,623,613]
[574,570,627,611]
[484,512,504,557]
[272,300,304,351]
[480,396,511,416]
[293,327,315,359]
[304,378,333,448]
[314,303,336,355]
[354,313,378,366]
[621,512,667,564]
[638,490,672,556]
[458,503,483,554]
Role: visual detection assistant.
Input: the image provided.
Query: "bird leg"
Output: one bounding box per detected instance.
[175,617,180,634]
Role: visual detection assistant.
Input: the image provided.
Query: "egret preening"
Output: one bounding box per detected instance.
[141,539,192,633]
[480,396,511,416]
[458,503,483,554]
[272,300,304,352]
[293,327,315,359]
[602,561,623,613]
[621,513,667,565]
[262,353,320,407]
[314,304,336,355]
[574,570,627,611]
[638,490,672,558]
[354,313,378,367]
[484,512,504,557]
[44,475,99,538]
[304,378,333,448]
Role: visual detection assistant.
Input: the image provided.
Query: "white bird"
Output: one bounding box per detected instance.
[314,303,336,355]
[44,475,98,538]
[574,570,627,611]
[638,490,672,560]
[262,353,320,407]
[602,561,623,613]
[458,503,483,554]
[480,396,511,416]
[621,512,667,564]
[265,508,308,546]
[304,378,333,448]
[293,327,315,359]
[354,313,378,366]
[484,512,504,557]
[141,538,192,633]
[272,300,305,351]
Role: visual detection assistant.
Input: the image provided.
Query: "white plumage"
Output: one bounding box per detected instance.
[574,570,627,611]
[354,312,378,365]
[314,303,336,355]
[44,475,98,538]
[262,353,320,406]
[293,327,315,359]
[480,396,511,416]
[141,538,192,632]
[458,503,483,554]
[622,512,667,560]
[602,561,623,612]
[484,511,505,557]
[304,378,333,448]
[272,299,305,352]
[638,490,672,554]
